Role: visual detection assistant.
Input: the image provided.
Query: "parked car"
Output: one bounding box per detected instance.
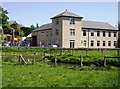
[21,41,30,47]
[47,44,58,48]
[2,41,9,46]
[10,42,20,46]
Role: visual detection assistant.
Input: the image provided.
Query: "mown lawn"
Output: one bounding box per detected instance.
[2,62,119,87]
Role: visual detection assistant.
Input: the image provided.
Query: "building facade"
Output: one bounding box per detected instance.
[32,10,118,48]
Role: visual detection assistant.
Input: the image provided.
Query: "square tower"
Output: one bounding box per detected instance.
[51,10,83,48]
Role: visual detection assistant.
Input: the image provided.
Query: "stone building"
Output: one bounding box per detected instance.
[32,10,118,48]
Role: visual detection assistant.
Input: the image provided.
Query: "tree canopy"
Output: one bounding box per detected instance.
[1,6,36,38]
[0,6,9,25]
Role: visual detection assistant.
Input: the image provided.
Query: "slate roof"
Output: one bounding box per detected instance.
[82,20,116,30]
[33,20,117,32]
[33,23,52,32]
[51,10,83,19]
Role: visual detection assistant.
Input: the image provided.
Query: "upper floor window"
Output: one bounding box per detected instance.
[108,32,111,37]
[103,31,106,37]
[83,30,86,36]
[70,29,75,36]
[70,18,75,24]
[91,31,94,36]
[56,29,59,36]
[56,19,59,24]
[91,40,94,46]
[97,31,100,36]
[114,32,116,37]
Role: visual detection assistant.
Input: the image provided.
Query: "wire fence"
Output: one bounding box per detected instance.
[2,47,120,66]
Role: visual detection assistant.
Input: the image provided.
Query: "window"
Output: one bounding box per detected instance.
[103,31,106,37]
[108,41,111,46]
[103,41,105,46]
[83,30,86,36]
[70,18,75,24]
[70,40,75,48]
[114,41,116,46]
[56,29,59,36]
[70,29,75,36]
[114,32,116,37]
[108,32,111,37]
[91,40,94,46]
[56,19,59,24]
[91,31,94,36]
[83,40,86,47]
[42,32,44,34]
[97,41,100,46]
[51,31,52,36]
[46,31,49,36]
[97,31,100,36]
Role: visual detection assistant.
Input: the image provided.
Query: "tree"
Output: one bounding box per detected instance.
[36,23,39,28]
[0,6,9,25]
[30,25,35,30]
[20,24,36,36]
[2,23,12,34]
[21,27,31,36]
[0,6,11,36]
[10,21,25,37]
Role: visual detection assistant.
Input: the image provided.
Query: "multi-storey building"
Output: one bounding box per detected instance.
[32,10,118,48]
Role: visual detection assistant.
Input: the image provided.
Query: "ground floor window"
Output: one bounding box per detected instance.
[108,41,111,46]
[103,41,105,46]
[70,40,75,48]
[114,41,116,46]
[83,40,86,47]
[97,41,100,46]
[91,40,94,46]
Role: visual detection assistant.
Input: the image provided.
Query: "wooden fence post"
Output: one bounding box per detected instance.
[54,48,57,65]
[18,54,20,63]
[80,55,83,66]
[55,57,57,65]
[44,48,45,57]
[104,56,106,66]
[33,52,36,64]
[18,55,26,64]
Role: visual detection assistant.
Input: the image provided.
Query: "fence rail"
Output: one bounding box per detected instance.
[9,46,120,50]
[2,47,120,66]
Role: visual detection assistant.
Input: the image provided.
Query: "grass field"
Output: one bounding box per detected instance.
[2,47,120,88]
[2,62,119,87]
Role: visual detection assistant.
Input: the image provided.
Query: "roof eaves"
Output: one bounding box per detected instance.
[82,27,117,31]
[51,16,83,19]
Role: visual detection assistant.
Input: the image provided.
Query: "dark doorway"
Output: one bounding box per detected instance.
[32,36,37,46]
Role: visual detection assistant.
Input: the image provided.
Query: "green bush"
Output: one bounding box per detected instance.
[2,58,17,63]
[2,47,120,67]
[2,47,44,53]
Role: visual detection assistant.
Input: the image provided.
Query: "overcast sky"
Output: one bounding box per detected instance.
[2,2,118,27]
